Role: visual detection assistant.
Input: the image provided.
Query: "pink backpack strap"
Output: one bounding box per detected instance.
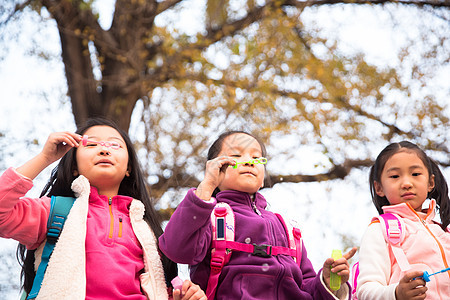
[206,203,235,300]
[375,213,411,272]
[207,205,302,299]
[275,213,302,267]
[351,262,360,299]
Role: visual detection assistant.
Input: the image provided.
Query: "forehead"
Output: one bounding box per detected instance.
[83,125,123,140]
[221,133,262,153]
[384,151,427,170]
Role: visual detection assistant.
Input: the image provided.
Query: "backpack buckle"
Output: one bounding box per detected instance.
[210,255,225,271]
[252,244,272,258]
[46,215,66,242]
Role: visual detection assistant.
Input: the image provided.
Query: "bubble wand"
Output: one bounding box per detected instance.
[416,267,450,282]
[230,157,268,169]
[330,249,342,291]
[81,135,121,149]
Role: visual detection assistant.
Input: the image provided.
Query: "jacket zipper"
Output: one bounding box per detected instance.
[410,206,450,277]
[108,197,114,238]
[252,201,262,216]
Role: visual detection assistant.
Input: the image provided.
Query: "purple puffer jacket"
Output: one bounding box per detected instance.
[159,188,346,299]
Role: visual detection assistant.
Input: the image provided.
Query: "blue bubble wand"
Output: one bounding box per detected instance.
[416,267,450,282]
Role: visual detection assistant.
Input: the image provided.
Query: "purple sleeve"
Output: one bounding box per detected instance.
[0,168,50,249]
[159,188,216,264]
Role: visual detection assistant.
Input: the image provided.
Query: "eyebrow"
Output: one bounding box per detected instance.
[87,136,124,142]
[386,165,425,173]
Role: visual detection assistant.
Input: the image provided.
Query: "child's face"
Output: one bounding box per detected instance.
[374,151,435,211]
[217,133,265,195]
[76,125,129,197]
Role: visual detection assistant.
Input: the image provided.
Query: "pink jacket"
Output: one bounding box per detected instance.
[357,200,450,299]
[0,168,168,300]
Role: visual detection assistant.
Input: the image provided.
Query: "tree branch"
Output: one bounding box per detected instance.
[156,0,184,14]
[284,0,450,9]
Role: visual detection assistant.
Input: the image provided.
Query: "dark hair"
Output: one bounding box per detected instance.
[207,130,268,197]
[369,141,450,229]
[18,118,176,293]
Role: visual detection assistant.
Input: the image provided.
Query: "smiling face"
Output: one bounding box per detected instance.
[374,150,435,211]
[75,125,129,197]
[217,133,265,194]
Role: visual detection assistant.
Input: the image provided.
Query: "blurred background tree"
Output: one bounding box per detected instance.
[1,0,448,202]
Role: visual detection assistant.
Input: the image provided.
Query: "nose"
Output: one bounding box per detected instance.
[401,177,413,189]
[99,147,111,156]
[243,157,255,167]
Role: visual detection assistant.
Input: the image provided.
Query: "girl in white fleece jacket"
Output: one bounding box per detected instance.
[356,141,450,300]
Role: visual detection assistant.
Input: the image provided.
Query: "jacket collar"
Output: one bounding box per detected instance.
[216,190,267,210]
[383,199,436,222]
[89,186,133,214]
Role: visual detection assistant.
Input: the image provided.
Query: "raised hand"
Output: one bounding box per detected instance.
[195,156,236,201]
[16,131,81,180]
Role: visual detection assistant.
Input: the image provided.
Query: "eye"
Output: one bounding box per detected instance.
[389,175,399,179]
[412,172,422,176]
[110,142,121,149]
[86,143,98,147]
[231,154,241,157]
[259,157,268,164]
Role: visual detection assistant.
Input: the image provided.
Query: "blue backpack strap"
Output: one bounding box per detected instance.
[27,196,75,299]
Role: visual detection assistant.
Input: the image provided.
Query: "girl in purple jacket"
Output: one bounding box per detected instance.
[159,131,356,300]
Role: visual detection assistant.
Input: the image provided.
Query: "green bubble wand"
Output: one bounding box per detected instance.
[230,157,268,169]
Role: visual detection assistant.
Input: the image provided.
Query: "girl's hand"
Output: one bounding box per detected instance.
[40,132,81,164]
[195,156,236,200]
[16,131,81,180]
[395,271,427,300]
[173,280,207,300]
[322,247,357,291]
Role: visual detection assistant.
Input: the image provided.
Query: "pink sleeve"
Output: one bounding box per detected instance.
[0,167,51,249]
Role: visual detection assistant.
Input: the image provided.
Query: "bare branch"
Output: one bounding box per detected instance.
[1,0,34,26]
[284,0,450,9]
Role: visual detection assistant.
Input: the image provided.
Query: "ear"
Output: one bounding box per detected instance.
[73,169,79,177]
[428,174,435,192]
[374,181,385,197]
[126,169,131,177]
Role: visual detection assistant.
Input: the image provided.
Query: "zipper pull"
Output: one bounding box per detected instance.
[118,217,123,238]
[109,197,112,205]
[252,202,262,216]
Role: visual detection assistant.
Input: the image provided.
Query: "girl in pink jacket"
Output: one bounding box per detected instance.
[0,118,205,300]
[356,141,450,300]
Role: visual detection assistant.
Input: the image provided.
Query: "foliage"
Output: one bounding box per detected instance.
[0,0,449,201]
